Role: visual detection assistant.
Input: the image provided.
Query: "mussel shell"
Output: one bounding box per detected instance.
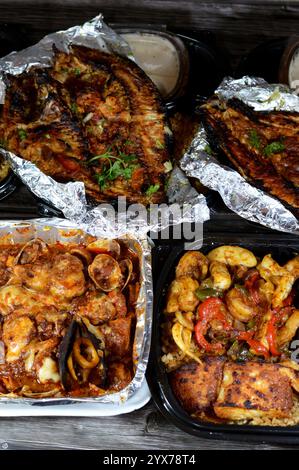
[59,319,106,390]
[86,239,121,258]
[58,319,78,390]
[14,238,48,265]
[88,254,123,292]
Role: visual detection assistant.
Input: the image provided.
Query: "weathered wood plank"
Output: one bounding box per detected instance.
[0,1,299,67]
[0,402,296,450]
[0,0,298,451]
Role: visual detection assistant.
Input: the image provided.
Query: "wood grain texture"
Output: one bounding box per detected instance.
[0,0,298,451]
[0,0,299,67]
[0,401,296,450]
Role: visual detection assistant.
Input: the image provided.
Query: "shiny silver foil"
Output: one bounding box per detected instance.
[0,14,132,103]
[0,218,152,405]
[0,15,209,408]
[181,77,299,234]
[0,14,209,232]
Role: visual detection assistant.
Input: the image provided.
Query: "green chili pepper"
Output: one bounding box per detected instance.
[195,288,223,301]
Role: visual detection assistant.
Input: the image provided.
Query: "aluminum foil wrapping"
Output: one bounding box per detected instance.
[0,14,210,233]
[0,218,152,405]
[181,77,299,234]
[0,15,209,408]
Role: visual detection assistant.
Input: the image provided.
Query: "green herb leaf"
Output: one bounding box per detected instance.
[91,149,140,190]
[18,129,27,141]
[263,141,285,156]
[73,68,81,76]
[155,139,165,149]
[248,129,261,149]
[44,134,51,140]
[70,103,78,114]
[145,184,160,197]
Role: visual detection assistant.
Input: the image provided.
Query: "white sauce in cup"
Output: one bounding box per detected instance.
[122,32,181,98]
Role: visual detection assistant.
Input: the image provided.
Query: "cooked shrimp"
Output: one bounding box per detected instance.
[209,261,232,290]
[284,255,299,280]
[207,246,257,267]
[226,286,257,322]
[258,254,286,279]
[278,309,299,347]
[257,279,274,305]
[176,251,208,281]
[165,277,199,313]
[254,311,271,350]
[258,254,295,308]
[271,274,295,308]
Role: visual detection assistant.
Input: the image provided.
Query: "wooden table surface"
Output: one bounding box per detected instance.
[0,0,299,450]
[0,401,298,450]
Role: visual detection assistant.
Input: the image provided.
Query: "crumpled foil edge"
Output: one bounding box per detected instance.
[0,218,153,405]
[181,77,299,234]
[0,14,210,234]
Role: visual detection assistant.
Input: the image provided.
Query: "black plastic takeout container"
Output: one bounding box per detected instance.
[147,232,299,444]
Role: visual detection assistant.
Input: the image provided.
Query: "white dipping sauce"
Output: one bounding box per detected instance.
[122,32,180,97]
[288,47,299,90]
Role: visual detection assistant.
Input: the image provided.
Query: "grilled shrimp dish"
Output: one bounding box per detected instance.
[161,246,299,425]
[0,237,140,398]
[0,45,171,204]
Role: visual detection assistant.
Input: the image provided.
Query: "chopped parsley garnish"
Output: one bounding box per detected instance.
[248,129,261,149]
[89,148,139,190]
[73,68,81,76]
[263,141,285,156]
[145,183,160,197]
[70,103,78,114]
[18,129,27,141]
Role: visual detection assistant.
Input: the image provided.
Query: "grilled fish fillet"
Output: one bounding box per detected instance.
[169,357,225,413]
[201,97,299,215]
[0,46,171,204]
[214,361,298,420]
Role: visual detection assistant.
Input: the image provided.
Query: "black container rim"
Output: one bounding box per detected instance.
[148,232,299,444]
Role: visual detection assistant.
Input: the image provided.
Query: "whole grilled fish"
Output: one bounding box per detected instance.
[201,97,299,216]
[0,45,171,204]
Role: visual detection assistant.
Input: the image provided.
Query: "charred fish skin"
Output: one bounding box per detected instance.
[201,97,299,216]
[66,46,171,202]
[1,68,92,182]
[52,45,171,203]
